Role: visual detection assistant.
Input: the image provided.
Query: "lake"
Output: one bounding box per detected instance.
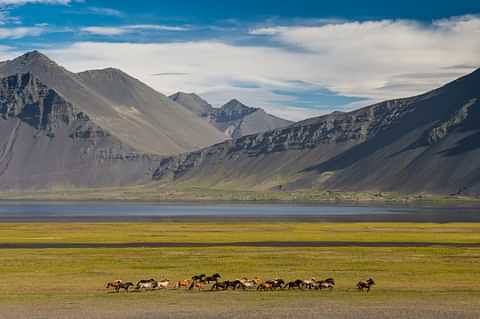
[0,201,478,222]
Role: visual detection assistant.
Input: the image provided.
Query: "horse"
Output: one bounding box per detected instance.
[136,279,158,290]
[204,273,221,283]
[316,278,335,290]
[303,277,317,289]
[211,281,231,290]
[157,279,170,289]
[285,279,303,289]
[285,279,304,290]
[257,282,273,291]
[106,280,133,293]
[191,274,206,282]
[357,278,375,292]
[189,281,207,290]
[265,279,285,289]
[238,278,258,289]
[175,279,192,289]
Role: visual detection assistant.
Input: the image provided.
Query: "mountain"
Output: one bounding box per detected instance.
[169,92,214,117]
[170,93,292,138]
[0,73,156,190]
[0,51,226,155]
[0,51,226,190]
[154,68,480,195]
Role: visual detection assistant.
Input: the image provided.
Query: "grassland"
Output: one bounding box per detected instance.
[0,222,479,318]
[0,184,479,205]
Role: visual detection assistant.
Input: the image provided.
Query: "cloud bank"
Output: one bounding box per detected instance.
[2,15,480,120]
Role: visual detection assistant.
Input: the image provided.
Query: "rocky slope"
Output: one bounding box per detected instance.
[0,52,226,155]
[0,73,158,190]
[154,68,480,195]
[170,93,292,138]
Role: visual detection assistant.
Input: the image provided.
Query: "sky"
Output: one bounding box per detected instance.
[0,1,479,121]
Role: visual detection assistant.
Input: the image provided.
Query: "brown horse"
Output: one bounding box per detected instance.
[265,279,285,289]
[175,279,192,289]
[189,281,207,290]
[257,282,273,291]
[357,278,375,292]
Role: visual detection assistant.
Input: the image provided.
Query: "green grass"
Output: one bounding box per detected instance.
[0,184,479,204]
[0,222,479,306]
[1,222,480,244]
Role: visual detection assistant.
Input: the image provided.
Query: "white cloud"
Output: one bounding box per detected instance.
[124,24,191,32]
[18,15,480,121]
[87,7,123,17]
[0,0,73,5]
[81,24,190,35]
[80,26,128,36]
[0,25,45,38]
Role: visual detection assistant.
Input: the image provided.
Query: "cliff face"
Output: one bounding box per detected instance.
[154,69,480,195]
[0,73,158,190]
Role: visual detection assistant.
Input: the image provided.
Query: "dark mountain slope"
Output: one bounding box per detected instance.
[0,73,157,190]
[153,69,480,195]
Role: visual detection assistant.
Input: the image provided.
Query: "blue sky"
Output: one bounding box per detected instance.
[1,0,479,120]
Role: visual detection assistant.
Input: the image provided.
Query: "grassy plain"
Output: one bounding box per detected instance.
[0,184,479,204]
[0,222,479,318]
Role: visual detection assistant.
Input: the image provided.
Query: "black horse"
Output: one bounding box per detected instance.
[285,279,304,289]
[315,278,335,290]
[204,273,221,283]
[211,280,231,290]
[191,274,206,282]
[357,278,375,292]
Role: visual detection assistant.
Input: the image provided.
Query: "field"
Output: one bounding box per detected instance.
[0,222,479,318]
[1,184,479,205]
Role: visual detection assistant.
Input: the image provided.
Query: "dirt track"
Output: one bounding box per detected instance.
[1,297,479,319]
[0,241,479,249]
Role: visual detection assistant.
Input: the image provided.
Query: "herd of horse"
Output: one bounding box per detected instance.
[106,273,375,293]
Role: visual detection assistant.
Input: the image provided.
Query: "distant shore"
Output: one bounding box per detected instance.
[0,185,478,206]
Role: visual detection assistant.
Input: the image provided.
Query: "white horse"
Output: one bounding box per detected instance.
[303,277,317,289]
[136,279,158,290]
[157,279,170,289]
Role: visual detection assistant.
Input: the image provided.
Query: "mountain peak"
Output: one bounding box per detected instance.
[16,50,56,66]
[0,50,64,78]
[170,91,213,116]
[221,99,257,112]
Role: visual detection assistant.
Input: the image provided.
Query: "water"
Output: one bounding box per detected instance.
[0,201,478,222]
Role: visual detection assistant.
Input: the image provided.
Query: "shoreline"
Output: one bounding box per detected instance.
[0,186,479,206]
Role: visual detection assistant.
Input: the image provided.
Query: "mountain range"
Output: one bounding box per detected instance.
[0,52,289,190]
[170,92,292,138]
[0,51,479,195]
[154,68,480,195]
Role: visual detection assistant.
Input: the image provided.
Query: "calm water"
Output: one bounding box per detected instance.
[0,201,479,222]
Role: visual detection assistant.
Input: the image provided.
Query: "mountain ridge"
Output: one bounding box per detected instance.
[0,51,226,155]
[170,92,292,138]
[153,68,480,195]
